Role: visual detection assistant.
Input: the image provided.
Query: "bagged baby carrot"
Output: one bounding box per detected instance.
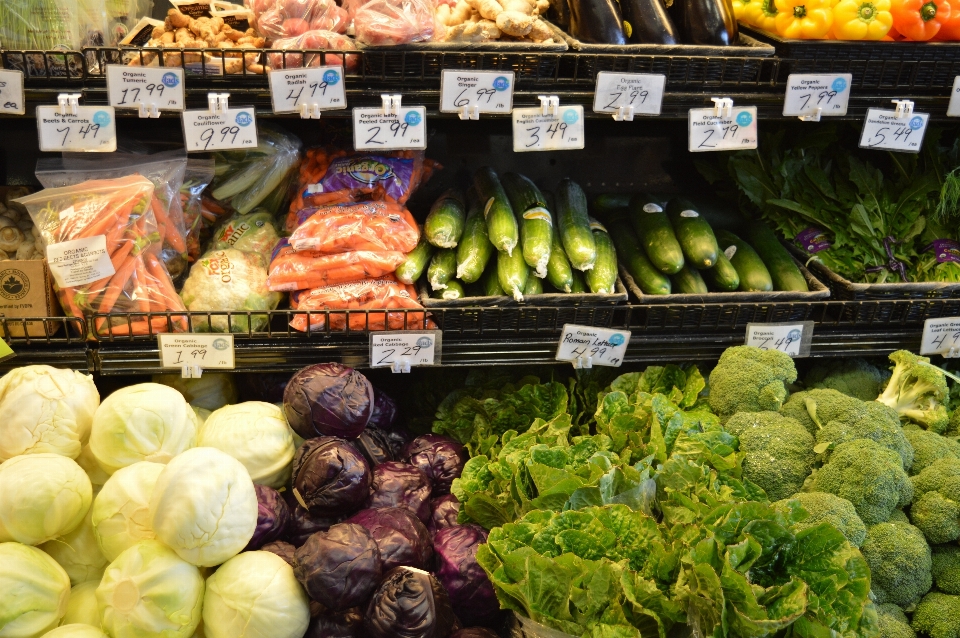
[289,277,433,332]
[288,201,420,254]
[266,239,406,291]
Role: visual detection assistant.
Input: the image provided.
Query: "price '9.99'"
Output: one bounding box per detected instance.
[181,107,258,152]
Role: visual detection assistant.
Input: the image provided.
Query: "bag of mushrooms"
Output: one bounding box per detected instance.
[0,188,43,262]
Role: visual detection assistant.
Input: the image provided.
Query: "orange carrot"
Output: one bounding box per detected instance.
[97,255,140,314]
[143,252,179,310]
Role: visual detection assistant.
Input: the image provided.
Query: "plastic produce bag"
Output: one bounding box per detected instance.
[289,201,420,254]
[253,0,349,40]
[268,239,406,291]
[265,29,356,70]
[0,0,82,49]
[352,0,439,44]
[181,159,216,263]
[209,125,301,216]
[289,277,430,332]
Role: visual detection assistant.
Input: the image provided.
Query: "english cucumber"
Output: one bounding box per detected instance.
[432,280,465,300]
[424,190,466,249]
[482,262,505,296]
[498,247,530,302]
[502,173,553,278]
[666,198,719,269]
[702,251,740,292]
[585,219,618,294]
[474,167,519,256]
[555,179,597,272]
[523,275,543,295]
[395,229,434,285]
[609,220,670,295]
[456,192,495,284]
[501,172,548,211]
[546,229,575,293]
[428,249,458,291]
[671,264,709,295]
[715,230,774,292]
[570,269,587,294]
[630,194,683,275]
[746,224,808,292]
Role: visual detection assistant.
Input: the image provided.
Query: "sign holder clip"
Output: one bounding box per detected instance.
[799,107,822,122]
[538,95,559,116]
[381,94,402,116]
[613,104,634,122]
[57,94,80,116]
[208,92,230,114]
[892,99,914,119]
[390,358,412,373]
[458,104,480,120]
[300,102,322,119]
[182,364,203,379]
[711,97,733,118]
[573,356,593,370]
[138,101,160,119]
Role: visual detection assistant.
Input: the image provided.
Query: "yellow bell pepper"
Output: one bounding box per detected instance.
[743,0,781,30]
[832,0,893,38]
[774,0,835,37]
[732,0,758,20]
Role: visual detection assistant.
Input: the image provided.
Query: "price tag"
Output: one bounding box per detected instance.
[106,66,185,112]
[440,70,514,115]
[182,107,258,152]
[0,69,25,115]
[745,321,813,358]
[688,106,757,152]
[269,66,346,114]
[512,106,584,152]
[555,324,630,368]
[158,334,236,371]
[36,106,117,152]
[920,317,960,357]
[593,72,665,116]
[370,331,441,371]
[948,77,960,117]
[783,73,851,117]
[353,107,427,151]
[0,340,15,363]
[859,108,928,153]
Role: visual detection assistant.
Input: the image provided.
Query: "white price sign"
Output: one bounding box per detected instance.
[353,107,427,151]
[948,77,960,117]
[440,70,514,115]
[158,334,236,370]
[555,325,630,368]
[182,107,258,152]
[269,66,346,114]
[783,73,851,117]
[593,72,665,116]
[512,106,584,152]
[106,65,185,112]
[0,69,25,115]
[745,322,813,358]
[688,106,757,152]
[36,106,117,152]
[920,317,960,357]
[370,331,441,371]
[859,108,928,153]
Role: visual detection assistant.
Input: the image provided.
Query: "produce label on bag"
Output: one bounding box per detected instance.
[795,228,832,254]
[556,325,630,367]
[948,77,960,117]
[688,107,757,152]
[159,334,236,369]
[269,66,346,114]
[370,331,441,369]
[0,69,25,115]
[512,106,585,152]
[182,108,258,152]
[440,71,514,115]
[593,72,666,116]
[45,235,116,288]
[783,74,852,117]
[106,66,185,112]
[36,106,117,153]
[745,322,813,357]
[920,317,960,357]
[353,107,427,151]
[859,108,929,153]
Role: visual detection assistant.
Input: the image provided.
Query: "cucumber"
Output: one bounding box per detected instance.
[715,230,774,292]
[424,190,466,249]
[592,193,632,216]
[395,229,434,285]
[585,219,618,294]
[702,251,740,292]
[570,269,587,294]
[482,261,505,296]
[555,179,597,272]
[427,248,457,291]
[502,173,553,278]
[498,247,530,302]
[746,224,809,292]
[609,220,670,295]
[546,229,574,293]
[432,280,465,300]
[456,193,495,284]
[523,275,543,295]
[501,173,548,211]
[666,198,719,269]
[630,194,684,275]
[671,265,709,294]
[474,167,519,256]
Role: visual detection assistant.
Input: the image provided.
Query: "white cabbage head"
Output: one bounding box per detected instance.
[75,444,110,487]
[197,402,295,489]
[60,581,101,627]
[40,504,107,586]
[41,626,108,638]
[89,384,198,475]
[96,540,204,638]
[149,448,257,567]
[0,366,99,461]
[153,374,238,412]
[202,551,310,638]
[0,542,71,638]
[91,462,164,562]
[0,454,92,545]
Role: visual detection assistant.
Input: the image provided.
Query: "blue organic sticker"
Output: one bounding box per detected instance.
[493,76,510,91]
[831,77,847,92]
[235,111,253,126]
[562,109,578,124]
[416,336,433,348]
[323,69,339,85]
[162,72,179,88]
[92,110,111,126]
[404,110,422,126]
[909,116,924,130]
[787,329,802,342]
[736,111,752,127]
[608,333,625,346]
[213,338,230,350]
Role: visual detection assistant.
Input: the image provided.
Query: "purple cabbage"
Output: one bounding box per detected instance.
[366,461,433,522]
[293,437,371,517]
[351,426,396,468]
[346,507,433,572]
[449,630,499,638]
[284,363,375,439]
[382,425,413,458]
[305,608,364,638]
[245,485,290,550]
[401,435,466,496]
[260,540,297,566]
[433,525,499,627]
[427,495,461,537]
[369,388,398,430]
[294,523,383,612]
[365,567,461,638]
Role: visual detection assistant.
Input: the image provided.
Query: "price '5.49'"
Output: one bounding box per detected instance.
[859,108,929,153]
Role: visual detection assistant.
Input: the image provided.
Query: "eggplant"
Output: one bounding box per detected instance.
[569,0,627,44]
[621,0,679,44]
[669,0,738,45]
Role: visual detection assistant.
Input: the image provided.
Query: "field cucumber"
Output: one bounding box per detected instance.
[609,220,670,295]
[746,224,808,292]
[555,179,597,272]
[586,219,618,294]
[395,229,433,285]
[498,248,530,302]
[456,193,495,284]
[630,194,684,275]
[424,190,466,248]
[671,264,709,294]
[428,248,458,291]
[716,230,774,292]
[474,167,519,256]
[592,193,632,216]
[666,198,719,269]
[702,251,740,292]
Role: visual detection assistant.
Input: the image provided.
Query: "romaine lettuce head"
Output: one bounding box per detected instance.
[197,402,295,488]
[202,551,310,638]
[96,540,204,638]
[91,462,165,562]
[0,366,99,461]
[90,384,198,475]
[149,448,257,567]
[41,625,108,638]
[180,249,281,333]
[60,581,100,627]
[0,454,92,545]
[40,505,107,586]
[0,542,70,638]
[153,373,238,412]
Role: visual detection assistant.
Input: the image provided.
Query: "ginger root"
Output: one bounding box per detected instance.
[167,8,191,28]
[528,18,553,41]
[496,10,534,35]
[466,0,505,20]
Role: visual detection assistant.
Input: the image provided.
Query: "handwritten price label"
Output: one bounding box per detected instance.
[269,66,346,114]
[948,77,960,117]
[859,108,929,153]
[106,65,185,112]
[0,69,25,115]
[555,325,630,367]
[688,107,757,152]
[921,317,960,357]
[158,334,235,370]
[353,107,427,151]
[440,70,514,115]
[593,72,665,116]
[783,74,851,117]
[182,107,258,152]
[370,331,441,370]
[512,106,584,152]
[745,322,813,358]
[36,106,117,152]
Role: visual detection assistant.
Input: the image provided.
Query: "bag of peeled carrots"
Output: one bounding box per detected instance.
[267,239,406,291]
[289,277,433,332]
[16,175,188,337]
[288,201,420,254]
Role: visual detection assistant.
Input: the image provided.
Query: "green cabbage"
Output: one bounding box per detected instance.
[40,505,107,585]
[41,625,108,638]
[0,454,92,545]
[60,581,101,627]
[152,374,238,412]
[0,542,71,638]
[75,445,109,487]
[91,462,164,562]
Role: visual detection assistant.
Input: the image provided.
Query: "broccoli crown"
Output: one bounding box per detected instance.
[912,457,960,502]
[949,408,960,437]
[806,438,913,526]
[861,521,933,608]
[912,593,960,638]
[876,603,916,638]
[806,358,891,402]
[707,346,797,419]
[736,414,815,501]
[878,350,950,434]
[781,389,864,435]
[888,509,910,524]
[774,491,867,547]
[723,410,800,437]
[910,491,960,545]
[932,545,960,595]
[904,425,960,476]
